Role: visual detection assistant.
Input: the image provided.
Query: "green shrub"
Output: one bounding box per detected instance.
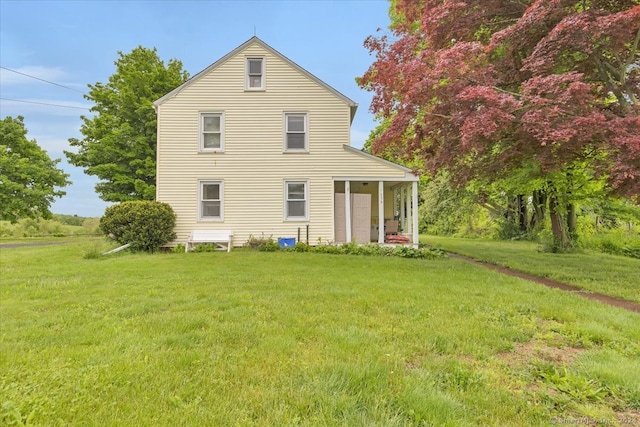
[258,238,280,252]
[622,242,640,259]
[494,217,529,241]
[99,201,176,253]
[579,229,640,259]
[241,235,447,259]
[349,243,383,256]
[311,242,446,259]
[599,239,623,256]
[538,229,578,254]
[292,242,310,252]
[192,243,217,253]
[597,239,640,259]
[312,243,343,255]
[243,234,284,252]
[392,245,446,259]
[244,234,272,249]
[172,244,186,253]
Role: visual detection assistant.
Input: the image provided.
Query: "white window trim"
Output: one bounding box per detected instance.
[198,180,224,221]
[284,180,309,221]
[283,112,309,152]
[245,57,265,90]
[199,112,225,153]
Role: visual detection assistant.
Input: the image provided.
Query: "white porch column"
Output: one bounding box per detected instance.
[405,184,412,235]
[393,187,398,219]
[399,185,405,232]
[412,181,419,247]
[378,181,385,243]
[345,180,352,243]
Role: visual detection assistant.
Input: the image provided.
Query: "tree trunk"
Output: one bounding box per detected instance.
[517,194,528,233]
[565,169,577,240]
[502,195,520,238]
[505,196,516,224]
[567,203,577,236]
[549,193,569,251]
[530,190,546,231]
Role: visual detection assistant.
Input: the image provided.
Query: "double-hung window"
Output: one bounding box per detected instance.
[285,180,308,220]
[246,57,264,90]
[201,113,224,152]
[284,113,308,152]
[199,180,223,220]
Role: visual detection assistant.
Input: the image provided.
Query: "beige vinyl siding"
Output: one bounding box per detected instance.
[157,41,411,246]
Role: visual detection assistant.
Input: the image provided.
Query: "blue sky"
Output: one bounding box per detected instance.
[0,0,391,217]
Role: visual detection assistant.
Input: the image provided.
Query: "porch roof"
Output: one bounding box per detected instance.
[335,145,419,182]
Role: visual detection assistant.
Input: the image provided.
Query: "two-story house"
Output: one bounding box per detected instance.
[154,37,419,248]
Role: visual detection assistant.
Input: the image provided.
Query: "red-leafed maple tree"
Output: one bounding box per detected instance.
[359,0,640,248]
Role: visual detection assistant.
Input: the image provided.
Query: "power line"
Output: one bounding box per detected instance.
[0,66,85,93]
[0,97,90,111]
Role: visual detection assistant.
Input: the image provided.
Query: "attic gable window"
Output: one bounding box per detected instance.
[246,57,264,90]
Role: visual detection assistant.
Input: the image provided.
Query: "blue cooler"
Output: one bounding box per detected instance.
[278,237,296,248]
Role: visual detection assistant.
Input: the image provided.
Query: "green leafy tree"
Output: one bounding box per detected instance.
[66,46,189,202]
[360,1,640,249]
[0,116,70,222]
[419,173,488,236]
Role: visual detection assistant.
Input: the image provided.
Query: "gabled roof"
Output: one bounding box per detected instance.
[153,36,358,122]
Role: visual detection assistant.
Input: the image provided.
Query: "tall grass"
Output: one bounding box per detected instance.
[1,241,638,425]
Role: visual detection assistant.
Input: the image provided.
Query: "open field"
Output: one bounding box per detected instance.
[421,235,640,304]
[1,240,639,425]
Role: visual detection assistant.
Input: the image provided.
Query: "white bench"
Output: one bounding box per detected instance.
[185,230,233,252]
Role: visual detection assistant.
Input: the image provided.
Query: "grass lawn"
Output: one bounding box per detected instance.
[421,235,640,304]
[1,240,639,426]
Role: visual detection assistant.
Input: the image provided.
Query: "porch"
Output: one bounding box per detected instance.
[333,178,419,247]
